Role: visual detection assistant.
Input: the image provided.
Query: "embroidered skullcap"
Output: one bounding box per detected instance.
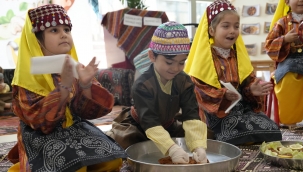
[149,21,190,55]
[207,0,236,25]
[28,4,72,33]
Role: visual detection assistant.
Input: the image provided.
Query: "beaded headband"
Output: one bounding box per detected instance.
[28,4,72,33]
[207,0,236,25]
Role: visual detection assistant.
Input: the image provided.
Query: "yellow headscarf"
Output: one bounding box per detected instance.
[270,0,289,30]
[12,10,78,127]
[184,11,253,88]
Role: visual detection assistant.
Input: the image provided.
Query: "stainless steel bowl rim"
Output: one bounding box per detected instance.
[127,156,241,166]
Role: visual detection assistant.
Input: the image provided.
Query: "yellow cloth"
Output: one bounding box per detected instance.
[270,0,289,30]
[146,126,176,155]
[154,68,172,95]
[184,11,253,88]
[11,12,78,127]
[275,72,303,125]
[9,159,123,172]
[183,120,207,151]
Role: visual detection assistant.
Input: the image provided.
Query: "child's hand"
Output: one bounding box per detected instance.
[60,55,74,88]
[284,28,299,43]
[168,144,189,164]
[193,147,207,164]
[76,57,99,86]
[250,78,273,96]
[225,90,239,101]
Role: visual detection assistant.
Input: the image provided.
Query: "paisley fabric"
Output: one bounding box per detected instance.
[205,100,282,145]
[20,116,127,172]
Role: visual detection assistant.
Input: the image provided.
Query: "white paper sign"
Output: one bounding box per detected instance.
[220,80,242,113]
[143,17,162,26]
[31,54,79,79]
[123,14,142,27]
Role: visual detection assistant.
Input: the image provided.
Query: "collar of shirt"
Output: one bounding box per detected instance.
[292,12,303,22]
[154,68,172,95]
[212,46,231,59]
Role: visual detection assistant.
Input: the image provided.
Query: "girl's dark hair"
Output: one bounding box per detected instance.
[35,31,44,44]
[0,66,3,73]
[152,51,188,59]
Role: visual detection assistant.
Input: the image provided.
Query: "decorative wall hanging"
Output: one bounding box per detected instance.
[261,42,266,54]
[264,22,271,33]
[265,3,277,15]
[242,4,260,17]
[245,44,257,56]
[242,23,260,35]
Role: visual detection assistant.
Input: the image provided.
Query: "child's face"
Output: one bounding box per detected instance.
[148,50,187,84]
[286,0,303,14]
[209,13,239,49]
[40,24,73,56]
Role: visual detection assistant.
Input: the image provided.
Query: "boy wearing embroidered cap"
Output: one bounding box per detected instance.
[184,0,282,145]
[265,0,303,127]
[107,21,209,164]
[7,4,127,172]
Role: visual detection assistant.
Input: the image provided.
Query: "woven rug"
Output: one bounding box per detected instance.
[0,115,19,136]
[1,128,303,172]
[0,106,124,136]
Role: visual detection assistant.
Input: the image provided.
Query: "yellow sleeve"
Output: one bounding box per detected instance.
[146,126,175,155]
[183,120,207,152]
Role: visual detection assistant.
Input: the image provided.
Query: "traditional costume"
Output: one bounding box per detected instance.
[265,0,303,125]
[107,22,208,155]
[7,4,127,172]
[184,0,282,145]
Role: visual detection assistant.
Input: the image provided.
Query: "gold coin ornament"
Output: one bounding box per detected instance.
[221,66,225,70]
[298,48,302,53]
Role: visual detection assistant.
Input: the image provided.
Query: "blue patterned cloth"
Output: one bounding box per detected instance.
[275,53,303,83]
[133,49,151,75]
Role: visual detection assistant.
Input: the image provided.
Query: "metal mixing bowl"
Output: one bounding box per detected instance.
[126,138,242,172]
[260,141,303,170]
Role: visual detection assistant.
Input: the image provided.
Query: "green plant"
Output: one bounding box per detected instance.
[119,0,147,10]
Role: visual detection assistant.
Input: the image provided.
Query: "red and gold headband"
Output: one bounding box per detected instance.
[206,0,236,25]
[28,4,72,33]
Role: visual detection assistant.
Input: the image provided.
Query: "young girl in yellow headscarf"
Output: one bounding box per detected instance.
[265,0,303,127]
[184,0,282,145]
[7,4,127,172]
